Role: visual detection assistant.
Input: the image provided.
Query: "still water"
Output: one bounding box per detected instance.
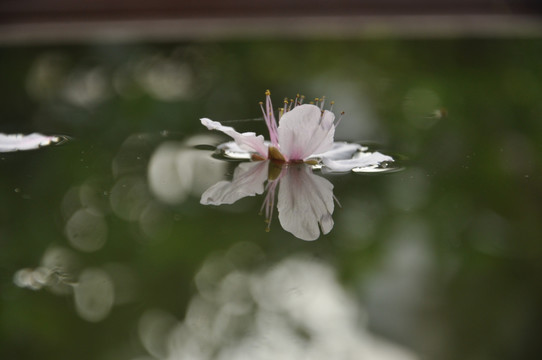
[1,39,542,360]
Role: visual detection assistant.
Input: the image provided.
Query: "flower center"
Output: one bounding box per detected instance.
[268,146,286,163]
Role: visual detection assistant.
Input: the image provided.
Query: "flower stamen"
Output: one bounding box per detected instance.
[261,179,278,232]
[282,98,289,117]
[262,90,279,147]
[335,111,345,127]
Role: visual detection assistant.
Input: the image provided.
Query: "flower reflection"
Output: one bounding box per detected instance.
[199,91,396,240]
[202,160,334,241]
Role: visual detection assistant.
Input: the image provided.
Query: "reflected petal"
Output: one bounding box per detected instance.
[200,118,267,158]
[201,161,269,205]
[277,105,335,160]
[277,165,334,241]
[323,151,394,172]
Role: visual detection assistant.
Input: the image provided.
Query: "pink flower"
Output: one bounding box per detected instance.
[199,90,396,240]
[200,90,393,172]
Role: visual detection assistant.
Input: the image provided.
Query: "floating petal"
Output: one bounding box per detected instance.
[277,105,335,161]
[310,142,364,161]
[322,151,394,173]
[0,132,61,152]
[200,118,267,158]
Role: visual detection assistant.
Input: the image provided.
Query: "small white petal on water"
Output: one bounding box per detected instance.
[0,133,60,152]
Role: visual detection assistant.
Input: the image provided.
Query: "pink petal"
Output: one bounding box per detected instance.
[200,118,268,158]
[277,105,335,161]
[200,161,269,205]
[277,164,335,241]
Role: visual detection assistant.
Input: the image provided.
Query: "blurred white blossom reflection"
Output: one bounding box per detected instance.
[14,246,80,294]
[136,244,418,360]
[65,208,108,252]
[148,135,226,205]
[14,249,136,323]
[74,268,115,322]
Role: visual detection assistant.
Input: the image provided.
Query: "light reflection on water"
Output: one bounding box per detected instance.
[14,244,138,323]
[137,243,418,360]
[148,135,227,205]
[7,117,540,359]
[65,208,108,252]
[74,268,115,322]
[12,129,401,327]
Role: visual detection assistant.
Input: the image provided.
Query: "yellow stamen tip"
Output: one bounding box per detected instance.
[265,228,270,232]
[265,89,271,96]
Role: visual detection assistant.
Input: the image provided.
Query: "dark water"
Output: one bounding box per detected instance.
[1,39,542,360]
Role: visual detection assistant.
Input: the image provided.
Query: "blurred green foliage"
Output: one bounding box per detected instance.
[1,38,542,360]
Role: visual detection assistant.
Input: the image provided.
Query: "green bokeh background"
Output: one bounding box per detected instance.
[1,38,542,360]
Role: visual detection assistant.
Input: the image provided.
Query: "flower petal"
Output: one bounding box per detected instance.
[309,142,364,161]
[277,164,334,241]
[0,133,60,152]
[277,105,335,161]
[200,161,269,205]
[200,118,268,158]
[322,151,394,172]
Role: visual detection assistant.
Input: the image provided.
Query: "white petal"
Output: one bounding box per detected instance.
[200,118,267,158]
[200,161,269,205]
[217,140,274,160]
[0,133,60,152]
[277,105,335,161]
[277,164,334,241]
[310,142,364,161]
[322,151,394,172]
